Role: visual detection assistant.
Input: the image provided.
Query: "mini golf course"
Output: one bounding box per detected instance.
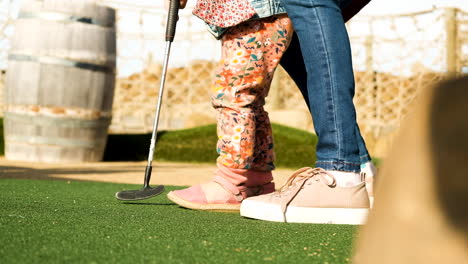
[0,179,358,263]
[0,119,367,263]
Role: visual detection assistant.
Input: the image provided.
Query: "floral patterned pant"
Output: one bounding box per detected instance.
[211,15,293,172]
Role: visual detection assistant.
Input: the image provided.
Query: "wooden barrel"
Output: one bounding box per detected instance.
[4,0,116,162]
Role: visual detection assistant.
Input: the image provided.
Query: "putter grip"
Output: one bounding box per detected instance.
[165,0,180,42]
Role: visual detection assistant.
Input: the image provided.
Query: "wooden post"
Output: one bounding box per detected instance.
[445,8,458,77]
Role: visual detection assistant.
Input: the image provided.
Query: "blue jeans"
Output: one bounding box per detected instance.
[279,0,371,172]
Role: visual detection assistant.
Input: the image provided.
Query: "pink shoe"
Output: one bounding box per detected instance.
[167,176,275,211]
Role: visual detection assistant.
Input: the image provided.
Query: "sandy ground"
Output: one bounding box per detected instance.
[0,157,295,187]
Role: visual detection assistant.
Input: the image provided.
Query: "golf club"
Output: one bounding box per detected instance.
[115,0,180,201]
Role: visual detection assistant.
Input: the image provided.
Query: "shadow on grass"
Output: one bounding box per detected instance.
[121,202,175,206]
[104,125,220,164]
[103,131,167,161]
[102,124,319,169]
[0,164,143,182]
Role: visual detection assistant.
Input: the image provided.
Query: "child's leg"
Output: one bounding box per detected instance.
[213,15,293,173]
[167,15,294,211]
[212,15,293,183]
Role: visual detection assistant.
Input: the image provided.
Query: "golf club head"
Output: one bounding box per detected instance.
[115,185,165,201]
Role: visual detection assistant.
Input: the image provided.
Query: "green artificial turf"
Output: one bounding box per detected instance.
[0,179,358,264]
[104,123,318,169]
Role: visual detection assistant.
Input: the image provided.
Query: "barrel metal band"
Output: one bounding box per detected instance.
[4,112,111,148]
[8,54,114,73]
[4,112,112,129]
[6,134,106,149]
[18,11,114,28]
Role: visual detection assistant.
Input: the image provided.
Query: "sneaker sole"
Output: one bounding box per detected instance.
[167,191,241,212]
[240,200,369,225]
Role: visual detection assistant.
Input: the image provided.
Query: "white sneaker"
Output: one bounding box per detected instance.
[240,167,370,224]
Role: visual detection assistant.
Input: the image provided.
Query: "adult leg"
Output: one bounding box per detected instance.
[280,0,360,172]
[240,0,372,224]
[281,15,376,206]
[280,30,372,167]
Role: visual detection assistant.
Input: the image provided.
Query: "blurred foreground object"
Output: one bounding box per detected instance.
[4,0,116,162]
[353,76,468,263]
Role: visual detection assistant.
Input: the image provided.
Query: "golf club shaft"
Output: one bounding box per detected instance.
[142,0,179,188]
[144,41,172,187]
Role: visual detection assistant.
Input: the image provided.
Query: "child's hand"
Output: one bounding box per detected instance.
[164,0,187,9]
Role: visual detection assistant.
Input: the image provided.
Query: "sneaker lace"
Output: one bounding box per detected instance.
[276,167,337,221]
[278,167,336,194]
